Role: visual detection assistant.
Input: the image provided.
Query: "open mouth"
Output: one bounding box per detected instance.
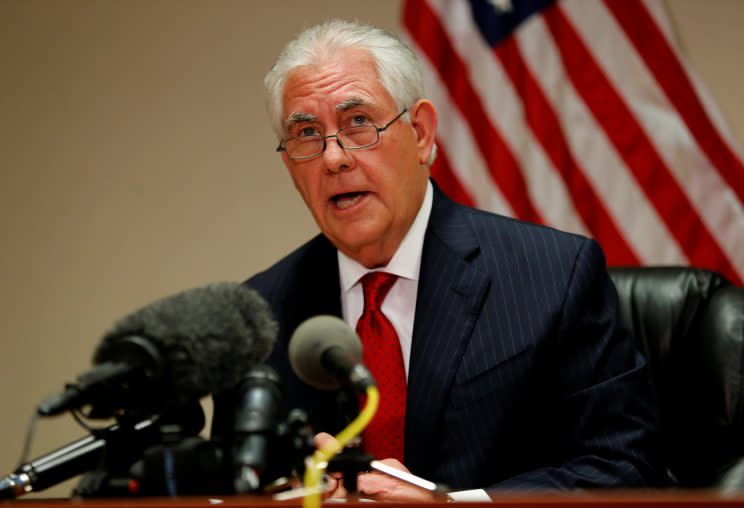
[331,191,367,210]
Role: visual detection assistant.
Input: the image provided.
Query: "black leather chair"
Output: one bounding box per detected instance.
[608,267,744,488]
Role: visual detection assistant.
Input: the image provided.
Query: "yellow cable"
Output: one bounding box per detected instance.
[302,386,379,508]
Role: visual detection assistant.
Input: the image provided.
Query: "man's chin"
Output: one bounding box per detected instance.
[329,233,393,268]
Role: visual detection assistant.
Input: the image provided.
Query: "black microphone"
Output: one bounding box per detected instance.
[38,282,278,418]
[288,315,374,391]
[0,405,205,499]
[232,365,283,493]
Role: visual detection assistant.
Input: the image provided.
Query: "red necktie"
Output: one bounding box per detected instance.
[356,272,406,463]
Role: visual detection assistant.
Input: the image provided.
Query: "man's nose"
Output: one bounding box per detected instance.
[322,136,354,174]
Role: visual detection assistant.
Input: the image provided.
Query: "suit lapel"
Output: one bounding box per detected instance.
[404,185,491,475]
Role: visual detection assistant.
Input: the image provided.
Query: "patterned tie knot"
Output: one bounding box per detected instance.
[361,272,398,312]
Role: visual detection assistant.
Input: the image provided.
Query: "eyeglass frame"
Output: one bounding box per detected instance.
[275,108,408,160]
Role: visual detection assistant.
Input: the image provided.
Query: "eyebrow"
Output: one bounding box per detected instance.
[285,112,318,132]
[336,97,375,112]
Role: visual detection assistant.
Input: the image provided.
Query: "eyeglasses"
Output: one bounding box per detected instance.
[276,109,407,160]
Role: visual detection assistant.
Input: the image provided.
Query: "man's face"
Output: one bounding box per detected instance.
[279,48,432,268]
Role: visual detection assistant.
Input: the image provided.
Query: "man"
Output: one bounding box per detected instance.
[215,19,666,500]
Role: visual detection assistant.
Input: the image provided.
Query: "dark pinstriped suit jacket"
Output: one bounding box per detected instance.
[225,182,666,491]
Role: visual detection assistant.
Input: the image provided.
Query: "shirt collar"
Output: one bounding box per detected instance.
[338,180,433,293]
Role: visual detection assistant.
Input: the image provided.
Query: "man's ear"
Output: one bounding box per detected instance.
[409,99,438,166]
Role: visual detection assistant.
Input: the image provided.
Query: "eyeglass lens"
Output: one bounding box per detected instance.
[285,125,378,159]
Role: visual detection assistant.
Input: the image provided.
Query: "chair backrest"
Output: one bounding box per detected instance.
[608,267,744,488]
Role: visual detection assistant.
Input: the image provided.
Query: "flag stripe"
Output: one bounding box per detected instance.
[404,28,515,216]
[423,0,684,265]
[493,35,640,265]
[560,0,743,278]
[605,0,744,206]
[402,0,744,285]
[542,3,742,283]
[514,12,688,266]
[430,141,476,208]
[426,0,592,239]
[404,0,544,224]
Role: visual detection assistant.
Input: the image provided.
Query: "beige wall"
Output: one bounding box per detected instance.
[0,0,741,498]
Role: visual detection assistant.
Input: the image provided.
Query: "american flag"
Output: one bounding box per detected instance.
[401,0,744,285]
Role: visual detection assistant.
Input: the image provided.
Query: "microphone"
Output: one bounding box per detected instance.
[0,405,205,499]
[232,365,283,493]
[288,315,374,391]
[38,282,278,418]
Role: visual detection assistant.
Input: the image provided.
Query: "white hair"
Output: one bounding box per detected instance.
[265,19,437,166]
